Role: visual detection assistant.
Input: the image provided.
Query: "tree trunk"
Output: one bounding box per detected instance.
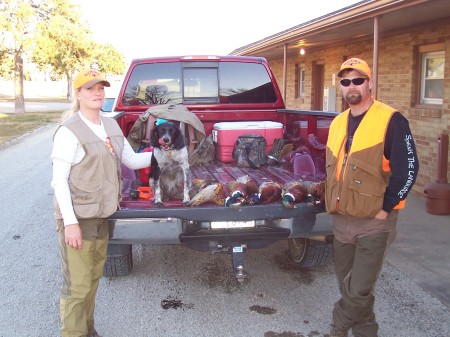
[14,51,26,114]
[67,72,73,101]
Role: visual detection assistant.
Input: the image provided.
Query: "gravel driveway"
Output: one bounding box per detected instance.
[0,125,449,337]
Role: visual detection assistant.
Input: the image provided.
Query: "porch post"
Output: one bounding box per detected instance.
[283,43,288,103]
[373,16,380,99]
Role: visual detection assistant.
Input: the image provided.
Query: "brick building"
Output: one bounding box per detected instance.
[230,0,450,196]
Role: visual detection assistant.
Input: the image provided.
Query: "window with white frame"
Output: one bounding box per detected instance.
[420,51,444,105]
[296,65,305,98]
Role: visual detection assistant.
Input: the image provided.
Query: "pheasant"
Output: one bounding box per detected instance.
[189,178,218,199]
[258,181,283,204]
[188,183,227,206]
[281,181,308,208]
[225,175,260,207]
[226,180,247,208]
[300,180,326,206]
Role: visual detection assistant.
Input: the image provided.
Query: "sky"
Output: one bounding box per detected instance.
[72,0,362,64]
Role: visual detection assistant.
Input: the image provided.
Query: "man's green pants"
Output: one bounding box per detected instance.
[331,211,398,337]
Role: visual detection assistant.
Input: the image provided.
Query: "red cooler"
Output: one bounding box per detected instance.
[212,121,283,162]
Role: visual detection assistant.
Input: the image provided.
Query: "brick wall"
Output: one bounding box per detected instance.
[266,21,450,196]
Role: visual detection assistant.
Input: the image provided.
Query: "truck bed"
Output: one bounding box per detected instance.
[115,159,325,222]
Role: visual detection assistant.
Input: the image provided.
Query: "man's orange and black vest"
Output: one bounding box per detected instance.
[325,100,405,218]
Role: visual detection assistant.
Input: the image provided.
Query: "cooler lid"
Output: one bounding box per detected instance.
[213,121,282,130]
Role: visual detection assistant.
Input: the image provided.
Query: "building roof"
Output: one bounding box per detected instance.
[230,0,450,58]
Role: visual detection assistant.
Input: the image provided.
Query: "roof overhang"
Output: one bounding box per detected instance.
[230,0,450,59]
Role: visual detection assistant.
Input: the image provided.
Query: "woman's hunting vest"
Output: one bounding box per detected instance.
[53,113,124,221]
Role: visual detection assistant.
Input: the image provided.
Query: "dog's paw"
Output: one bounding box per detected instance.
[154,201,164,208]
[182,200,190,206]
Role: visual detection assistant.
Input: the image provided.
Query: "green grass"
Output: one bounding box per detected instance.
[0,111,64,147]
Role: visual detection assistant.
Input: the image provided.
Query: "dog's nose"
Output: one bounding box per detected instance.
[162,136,170,144]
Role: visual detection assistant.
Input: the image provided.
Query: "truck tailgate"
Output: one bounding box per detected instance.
[113,160,325,222]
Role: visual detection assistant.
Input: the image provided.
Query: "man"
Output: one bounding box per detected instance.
[325,58,419,337]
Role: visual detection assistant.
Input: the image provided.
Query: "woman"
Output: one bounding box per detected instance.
[51,69,152,337]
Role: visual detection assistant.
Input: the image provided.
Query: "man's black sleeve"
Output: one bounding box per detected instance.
[383,112,419,213]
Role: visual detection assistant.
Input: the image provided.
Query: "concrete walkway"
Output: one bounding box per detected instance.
[318,193,450,310]
[386,193,450,309]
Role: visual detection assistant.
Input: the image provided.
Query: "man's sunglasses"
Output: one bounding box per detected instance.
[339,77,368,87]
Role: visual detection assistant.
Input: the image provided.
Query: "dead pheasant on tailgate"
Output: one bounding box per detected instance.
[258,181,283,204]
[226,180,247,208]
[238,175,259,195]
[300,180,325,206]
[225,175,260,208]
[240,175,261,205]
[188,183,227,206]
[281,180,308,208]
[189,178,218,199]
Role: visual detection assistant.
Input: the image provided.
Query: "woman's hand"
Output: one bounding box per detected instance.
[64,223,83,250]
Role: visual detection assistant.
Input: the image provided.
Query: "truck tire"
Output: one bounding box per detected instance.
[287,238,333,268]
[103,244,133,277]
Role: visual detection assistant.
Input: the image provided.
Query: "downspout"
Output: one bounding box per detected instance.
[372,15,380,99]
[283,43,288,104]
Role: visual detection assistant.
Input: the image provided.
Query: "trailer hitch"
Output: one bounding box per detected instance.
[231,244,247,283]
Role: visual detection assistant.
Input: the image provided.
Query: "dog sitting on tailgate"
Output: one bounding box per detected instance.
[149,119,191,207]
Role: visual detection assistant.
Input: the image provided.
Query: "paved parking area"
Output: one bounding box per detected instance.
[0,101,72,113]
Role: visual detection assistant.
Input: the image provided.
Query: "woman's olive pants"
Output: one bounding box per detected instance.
[57,219,108,337]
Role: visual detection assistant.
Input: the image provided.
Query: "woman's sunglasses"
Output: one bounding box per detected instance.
[339,77,368,87]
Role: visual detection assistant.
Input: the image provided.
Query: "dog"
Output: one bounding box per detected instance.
[149,120,191,207]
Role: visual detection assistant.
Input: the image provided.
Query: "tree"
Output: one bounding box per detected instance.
[0,0,37,113]
[32,0,94,100]
[0,50,14,80]
[93,43,127,77]
[0,0,126,108]
[32,0,126,100]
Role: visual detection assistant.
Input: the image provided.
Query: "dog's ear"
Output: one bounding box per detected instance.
[171,124,186,150]
[150,125,159,147]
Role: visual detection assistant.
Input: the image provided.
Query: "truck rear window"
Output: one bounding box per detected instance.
[122,61,277,106]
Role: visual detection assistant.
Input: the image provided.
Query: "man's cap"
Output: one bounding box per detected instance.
[337,58,371,78]
[74,69,111,90]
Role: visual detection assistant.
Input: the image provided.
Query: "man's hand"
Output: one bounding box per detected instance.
[374,209,389,220]
[64,223,83,250]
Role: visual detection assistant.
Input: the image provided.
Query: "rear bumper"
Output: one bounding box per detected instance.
[107,203,333,246]
[179,226,290,243]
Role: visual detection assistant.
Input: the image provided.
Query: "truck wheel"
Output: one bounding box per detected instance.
[104,244,133,277]
[287,238,333,268]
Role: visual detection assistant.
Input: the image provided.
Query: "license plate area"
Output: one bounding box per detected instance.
[211,220,255,229]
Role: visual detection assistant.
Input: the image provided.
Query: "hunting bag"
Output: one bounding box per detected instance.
[232,134,267,168]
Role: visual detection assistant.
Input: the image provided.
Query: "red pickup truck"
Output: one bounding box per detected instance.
[106,55,337,282]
